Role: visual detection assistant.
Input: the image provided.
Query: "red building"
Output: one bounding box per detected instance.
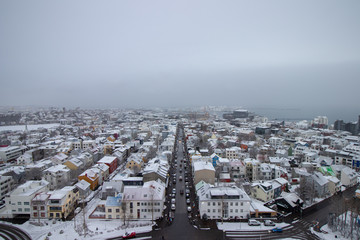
[98,156,118,174]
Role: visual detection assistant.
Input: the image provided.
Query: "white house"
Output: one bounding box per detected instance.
[341,167,358,187]
[43,165,71,190]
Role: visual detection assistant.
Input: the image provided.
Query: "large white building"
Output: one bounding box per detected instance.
[3,180,49,218]
[0,146,23,163]
[0,175,14,203]
[197,183,251,220]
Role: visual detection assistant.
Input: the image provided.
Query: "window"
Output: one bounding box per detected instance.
[18,208,22,212]
[116,209,120,213]
[18,202,21,205]
[213,209,215,213]
[235,209,238,213]
[25,208,30,212]
[33,206,37,210]
[137,202,140,206]
[41,206,45,210]
[41,213,45,218]
[207,202,210,206]
[108,215,112,219]
[33,212,38,217]
[235,202,238,206]
[213,202,215,206]
[207,209,210,213]
[241,209,243,213]
[108,209,112,212]
[218,202,220,206]
[230,202,233,206]
[241,202,243,206]
[24,202,29,205]
[230,209,233,213]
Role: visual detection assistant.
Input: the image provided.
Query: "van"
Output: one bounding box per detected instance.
[248,219,261,226]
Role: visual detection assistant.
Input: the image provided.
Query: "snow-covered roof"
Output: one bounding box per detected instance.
[193,161,215,172]
[98,156,117,164]
[250,199,276,213]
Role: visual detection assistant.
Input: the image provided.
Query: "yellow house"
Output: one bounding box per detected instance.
[126,156,143,172]
[78,169,99,191]
[251,182,275,202]
[48,186,79,219]
[63,157,84,171]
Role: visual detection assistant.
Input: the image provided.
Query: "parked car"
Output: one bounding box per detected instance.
[186,198,191,204]
[179,176,183,181]
[264,220,275,226]
[122,232,136,239]
[271,227,283,233]
[172,188,176,194]
[248,219,261,226]
[180,189,184,195]
[171,198,176,204]
[187,206,192,212]
[171,204,176,211]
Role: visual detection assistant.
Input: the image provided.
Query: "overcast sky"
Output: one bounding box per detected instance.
[0,0,360,114]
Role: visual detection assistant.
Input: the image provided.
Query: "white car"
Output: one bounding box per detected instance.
[264,220,275,226]
[187,206,191,212]
[171,198,176,204]
[171,204,176,211]
[248,219,261,226]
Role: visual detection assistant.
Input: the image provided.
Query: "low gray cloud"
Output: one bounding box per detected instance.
[0,0,359,115]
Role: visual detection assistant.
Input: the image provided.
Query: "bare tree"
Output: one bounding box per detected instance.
[121,199,128,227]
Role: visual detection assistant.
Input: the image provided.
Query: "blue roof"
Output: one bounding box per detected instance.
[106,194,122,207]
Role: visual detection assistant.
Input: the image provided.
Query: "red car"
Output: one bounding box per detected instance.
[122,232,136,239]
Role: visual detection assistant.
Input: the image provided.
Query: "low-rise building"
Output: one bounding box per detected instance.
[193,161,215,185]
[31,192,51,219]
[48,186,79,219]
[251,182,275,202]
[197,184,251,220]
[43,165,71,190]
[3,180,49,218]
[78,169,99,191]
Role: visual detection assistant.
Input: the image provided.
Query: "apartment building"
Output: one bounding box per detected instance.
[0,175,14,203]
[4,180,49,218]
[43,165,71,190]
[48,186,79,219]
[197,184,251,220]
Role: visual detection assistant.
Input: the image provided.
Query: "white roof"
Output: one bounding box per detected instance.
[193,161,215,172]
[98,156,117,164]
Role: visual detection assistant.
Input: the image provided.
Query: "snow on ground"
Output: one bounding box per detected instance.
[5,218,152,240]
[217,222,289,231]
[311,225,344,240]
[0,123,60,132]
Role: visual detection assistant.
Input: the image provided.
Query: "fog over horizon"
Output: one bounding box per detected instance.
[1,1,360,120]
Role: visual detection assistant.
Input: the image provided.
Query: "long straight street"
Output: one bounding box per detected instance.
[152,126,223,240]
